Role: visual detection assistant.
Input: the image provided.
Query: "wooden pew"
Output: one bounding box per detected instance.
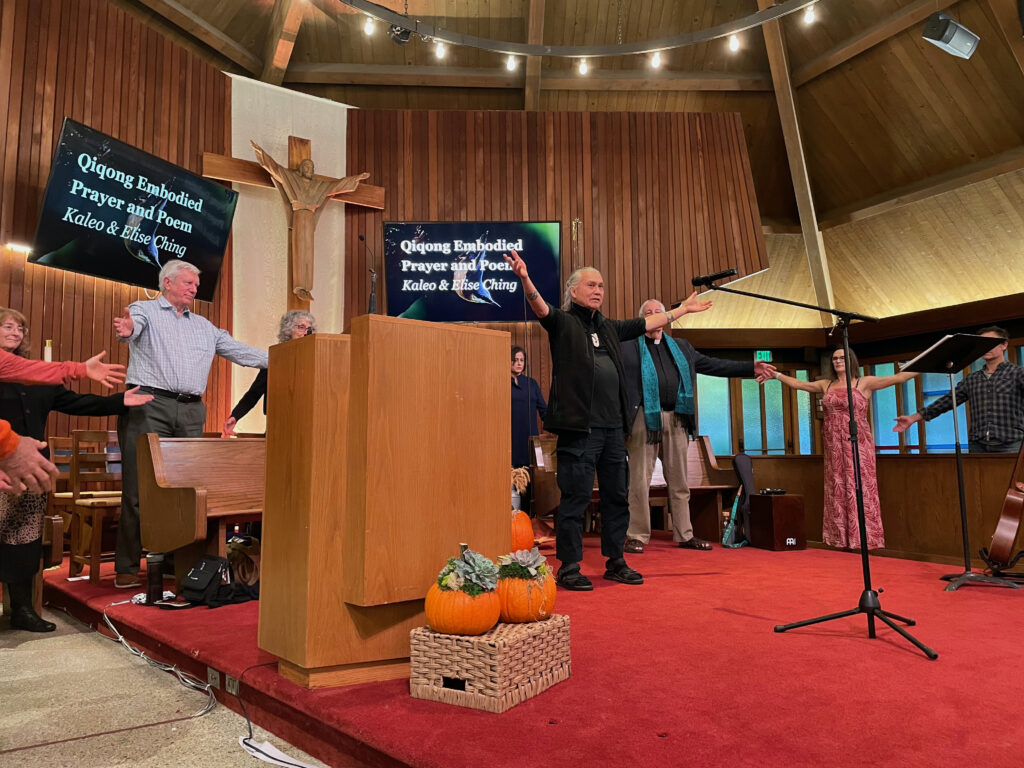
[530,434,737,539]
[138,435,265,583]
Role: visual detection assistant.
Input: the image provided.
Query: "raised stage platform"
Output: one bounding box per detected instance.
[43,535,1024,767]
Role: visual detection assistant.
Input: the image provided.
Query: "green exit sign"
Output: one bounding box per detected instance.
[755,350,773,362]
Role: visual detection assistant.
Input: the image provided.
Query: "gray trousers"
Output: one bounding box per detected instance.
[626,410,692,544]
[115,394,205,574]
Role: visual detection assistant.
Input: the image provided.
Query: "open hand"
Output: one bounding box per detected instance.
[123,386,154,407]
[84,351,127,390]
[113,308,134,338]
[503,250,529,280]
[0,436,58,494]
[679,291,713,315]
[892,414,920,433]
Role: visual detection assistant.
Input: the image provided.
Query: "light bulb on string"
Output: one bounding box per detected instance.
[363,16,374,35]
[578,58,589,75]
[803,3,816,24]
[728,34,740,52]
[650,51,663,69]
[434,41,446,59]
[506,55,518,71]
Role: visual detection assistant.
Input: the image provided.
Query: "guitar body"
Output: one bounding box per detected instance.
[988,484,1024,568]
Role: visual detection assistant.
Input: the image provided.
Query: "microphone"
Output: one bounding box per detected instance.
[692,268,737,287]
[359,234,378,314]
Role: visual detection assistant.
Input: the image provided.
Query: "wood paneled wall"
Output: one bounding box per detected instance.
[345,109,768,393]
[752,453,1017,566]
[0,0,233,436]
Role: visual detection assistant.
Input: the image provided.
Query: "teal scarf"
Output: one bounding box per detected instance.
[638,335,693,443]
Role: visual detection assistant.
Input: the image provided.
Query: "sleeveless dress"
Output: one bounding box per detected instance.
[821,382,885,550]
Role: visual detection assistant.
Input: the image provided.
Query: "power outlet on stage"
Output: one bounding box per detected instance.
[225,675,239,696]
[207,667,221,690]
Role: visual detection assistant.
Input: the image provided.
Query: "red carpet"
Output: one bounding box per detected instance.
[44,537,1024,767]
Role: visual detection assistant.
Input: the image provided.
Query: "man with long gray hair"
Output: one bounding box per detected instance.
[503,250,711,591]
[111,259,269,588]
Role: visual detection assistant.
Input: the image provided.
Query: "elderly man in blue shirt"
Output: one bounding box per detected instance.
[111,260,268,588]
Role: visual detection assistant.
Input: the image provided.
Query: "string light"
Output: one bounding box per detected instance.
[578,58,589,75]
[434,41,446,59]
[363,16,374,35]
[650,51,663,69]
[728,34,740,52]
[803,3,816,24]
[506,55,518,71]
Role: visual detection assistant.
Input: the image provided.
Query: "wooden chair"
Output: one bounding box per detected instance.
[67,430,123,583]
[47,435,119,537]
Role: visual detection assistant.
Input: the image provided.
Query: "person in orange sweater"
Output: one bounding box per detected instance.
[0,347,126,493]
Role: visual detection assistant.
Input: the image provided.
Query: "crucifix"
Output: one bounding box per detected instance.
[202,136,385,310]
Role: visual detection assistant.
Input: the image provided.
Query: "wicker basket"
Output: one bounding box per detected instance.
[409,614,571,713]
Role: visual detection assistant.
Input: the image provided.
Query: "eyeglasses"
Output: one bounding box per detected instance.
[0,323,26,334]
[294,324,312,331]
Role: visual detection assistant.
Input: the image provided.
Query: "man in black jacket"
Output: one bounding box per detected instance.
[622,299,775,554]
[504,251,712,591]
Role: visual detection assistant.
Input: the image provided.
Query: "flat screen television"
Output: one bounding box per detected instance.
[29,118,237,302]
[383,221,560,322]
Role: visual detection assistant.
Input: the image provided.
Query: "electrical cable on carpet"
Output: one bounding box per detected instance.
[234,662,330,768]
[101,598,217,717]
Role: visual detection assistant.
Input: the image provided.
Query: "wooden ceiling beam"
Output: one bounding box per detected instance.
[284,63,525,88]
[133,0,263,74]
[983,0,1024,79]
[759,0,832,325]
[523,0,545,110]
[791,0,962,88]
[262,0,307,86]
[542,71,772,91]
[819,145,1024,229]
[283,63,771,91]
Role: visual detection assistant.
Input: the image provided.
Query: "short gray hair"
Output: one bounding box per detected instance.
[561,266,600,310]
[158,260,200,291]
[637,299,664,317]
[278,310,316,343]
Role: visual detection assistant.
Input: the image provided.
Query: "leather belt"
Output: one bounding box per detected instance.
[133,385,202,404]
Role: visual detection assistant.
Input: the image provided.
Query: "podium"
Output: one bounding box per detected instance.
[258,315,512,688]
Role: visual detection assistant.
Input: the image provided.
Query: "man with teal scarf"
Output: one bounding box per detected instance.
[622,299,776,553]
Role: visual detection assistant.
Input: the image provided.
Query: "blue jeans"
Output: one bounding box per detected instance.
[968,439,1023,454]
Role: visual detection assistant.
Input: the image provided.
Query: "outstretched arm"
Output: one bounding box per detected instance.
[327,172,370,197]
[893,413,922,434]
[861,369,919,393]
[774,371,827,394]
[644,292,713,332]
[503,250,549,319]
[251,140,284,182]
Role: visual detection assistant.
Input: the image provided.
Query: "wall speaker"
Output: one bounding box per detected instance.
[922,12,979,59]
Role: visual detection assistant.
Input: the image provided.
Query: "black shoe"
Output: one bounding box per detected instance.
[10,606,56,633]
[556,569,594,591]
[603,565,644,585]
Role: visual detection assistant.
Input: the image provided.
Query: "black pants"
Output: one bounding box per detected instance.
[555,427,629,567]
[115,394,205,575]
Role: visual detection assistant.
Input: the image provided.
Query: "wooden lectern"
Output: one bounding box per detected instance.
[258,315,511,688]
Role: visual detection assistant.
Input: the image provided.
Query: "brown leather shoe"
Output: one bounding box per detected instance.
[113,573,142,589]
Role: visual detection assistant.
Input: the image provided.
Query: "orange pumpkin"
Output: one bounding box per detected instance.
[425,583,500,635]
[497,575,557,623]
[511,510,534,552]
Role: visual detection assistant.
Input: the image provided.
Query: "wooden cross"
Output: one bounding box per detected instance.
[202,136,385,310]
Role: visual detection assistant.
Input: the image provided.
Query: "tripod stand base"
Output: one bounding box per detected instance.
[940,570,1021,591]
[774,589,938,660]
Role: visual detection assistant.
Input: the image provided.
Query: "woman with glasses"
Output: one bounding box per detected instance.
[773,348,918,550]
[222,310,316,436]
[0,308,152,633]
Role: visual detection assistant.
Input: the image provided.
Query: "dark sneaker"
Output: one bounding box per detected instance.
[557,569,594,591]
[603,565,644,585]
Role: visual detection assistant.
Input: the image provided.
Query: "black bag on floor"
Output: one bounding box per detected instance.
[180,555,232,606]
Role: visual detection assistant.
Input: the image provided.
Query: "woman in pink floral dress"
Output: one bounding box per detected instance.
[774,349,918,550]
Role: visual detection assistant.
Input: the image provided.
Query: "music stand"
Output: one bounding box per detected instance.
[695,276,937,660]
[900,334,1022,592]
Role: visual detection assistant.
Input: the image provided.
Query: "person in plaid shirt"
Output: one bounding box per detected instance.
[894,326,1024,453]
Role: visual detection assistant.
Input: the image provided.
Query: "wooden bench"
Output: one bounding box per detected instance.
[530,434,737,540]
[138,435,265,584]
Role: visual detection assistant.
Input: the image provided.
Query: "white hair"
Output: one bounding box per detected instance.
[158,260,200,291]
[637,299,665,317]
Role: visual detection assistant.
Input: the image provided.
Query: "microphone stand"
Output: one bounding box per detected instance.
[696,277,938,660]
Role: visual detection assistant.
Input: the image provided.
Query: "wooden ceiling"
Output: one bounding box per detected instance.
[112,0,1024,327]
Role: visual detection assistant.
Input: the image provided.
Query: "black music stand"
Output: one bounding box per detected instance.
[900,334,1021,592]
[695,276,937,660]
